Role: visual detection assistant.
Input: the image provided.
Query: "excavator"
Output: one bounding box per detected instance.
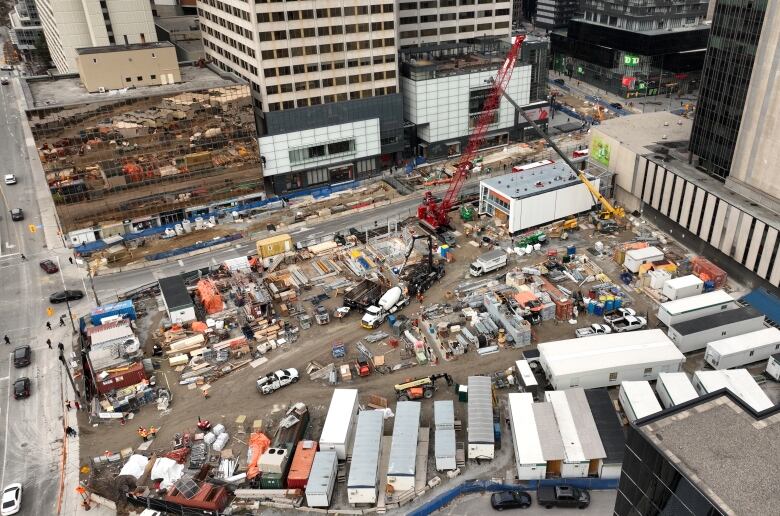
[394,373,454,401]
[397,233,445,296]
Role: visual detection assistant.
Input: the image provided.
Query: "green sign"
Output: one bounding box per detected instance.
[577,66,584,74]
[624,54,640,67]
[590,135,611,167]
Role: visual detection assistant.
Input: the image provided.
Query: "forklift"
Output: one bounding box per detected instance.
[394,373,453,401]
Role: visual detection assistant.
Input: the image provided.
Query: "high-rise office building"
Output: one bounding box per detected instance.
[9,0,43,52]
[535,0,579,30]
[396,0,512,48]
[36,0,157,74]
[689,0,768,180]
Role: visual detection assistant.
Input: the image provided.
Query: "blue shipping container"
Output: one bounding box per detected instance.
[91,300,137,325]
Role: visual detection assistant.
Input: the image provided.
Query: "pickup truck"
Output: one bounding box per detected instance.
[536,485,590,509]
[575,323,612,338]
[603,307,636,323]
[610,315,647,332]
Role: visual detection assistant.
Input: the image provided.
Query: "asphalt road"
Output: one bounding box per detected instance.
[0,50,90,515]
[436,489,618,515]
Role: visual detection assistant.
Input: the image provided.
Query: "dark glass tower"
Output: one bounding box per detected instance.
[689,0,768,180]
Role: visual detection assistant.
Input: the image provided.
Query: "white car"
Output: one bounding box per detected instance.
[4,174,17,185]
[256,368,299,395]
[1,483,22,516]
[0,65,13,71]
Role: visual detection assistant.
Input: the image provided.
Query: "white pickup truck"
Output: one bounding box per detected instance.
[575,323,612,338]
[610,315,647,333]
[603,307,636,323]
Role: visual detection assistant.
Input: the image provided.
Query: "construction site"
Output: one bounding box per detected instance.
[69,37,780,516]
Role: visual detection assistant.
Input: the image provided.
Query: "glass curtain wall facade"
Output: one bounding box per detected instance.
[689,0,768,180]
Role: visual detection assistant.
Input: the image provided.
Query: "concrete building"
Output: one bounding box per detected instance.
[22,63,262,244]
[8,0,43,52]
[551,0,709,96]
[76,43,181,92]
[535,0,579,30]
[154,15,205,62]
[614,391,780,515]
[689,0,769,181]
[590,111,780,291]
[397,0,513,48]
[153,0,198,18]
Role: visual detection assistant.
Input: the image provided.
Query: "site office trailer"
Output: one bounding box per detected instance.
[655,372,698,409]
[661,274,704,300]
[704,327,780,370]
[666,306,765,353]
[618,381,663,423]
[692,369,774,412]
[656,290,738,327]
[319,389,359,460]
[434,400,457,472]
[467,376,495,460]
[386,401,421,493]
[305,451,338,508]
[623,246,664,274]
[544,389,607,478]
[347,410,384,505]
[508,393,547,480]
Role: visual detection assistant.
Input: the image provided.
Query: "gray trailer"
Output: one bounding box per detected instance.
[656,290,738,327]
[666,306,764,353]
[434,400,457,471]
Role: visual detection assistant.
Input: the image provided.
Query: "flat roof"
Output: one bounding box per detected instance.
[694,370,774,412]
[515,360,538,388]
[481,162,596,201]
[320,389,358,444]
[625,246,663,260]
[564,388,607,460]
[584,389,625,465]
[508,393,545,464]
[707,327,780,356]
[656,372,699,405]
[545,391,586,463]
[25,64,240,109]
[664,274,703,289]
[636,393,780,515]
[434,400,455,429]
[671,306,763,335]
[76,41,175,55]
[531,403,565,460]
[467,376,495,445]
[387,402,421,476]
[158,275,193,310]
[659,290,735,315]
[347,411,384,488]
[154,16,200,33]
[306,451,337,496]
[620,381,663,420]
[538,329,685,378]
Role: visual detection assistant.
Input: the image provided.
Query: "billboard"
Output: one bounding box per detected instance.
[590,135,611,166]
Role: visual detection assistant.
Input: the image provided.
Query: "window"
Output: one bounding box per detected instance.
[320,43,332,53]
[318,26,330,36]
[264,67,277,77]
[336,76,347,85]
[421,28,437,36]
[331,25,343,35]
[322,78,334,87]
[329,7,341,17]
[608,372,618,382]
[261,49,274,59]
[383,3,393,12]
[271,12,284,22]
[289,29,301,38]
[476,23,491,31]
[125,77,131,82]
[308,80,320,89]
[150,74,156,80]
[346,42,358,51]
[282,100,294,110]
[749,350,755,356]
[266,85,279,95]
[278,66,290,76]
[286,10,299,20]
[268,102,281,111]
[643,367,653,376]
[275,48,288,58]
[295,82,307,91]
[273,30,287,40]
[349,75,359,84]
[280,83,292,93]
[324,94,335,103]
[344,6,355,15]
[316,8,328,18]
[293,64,305,74]
[296,99,309,108]
[291,47,303,57]
[306,63,318,73]
[310,96,322,105]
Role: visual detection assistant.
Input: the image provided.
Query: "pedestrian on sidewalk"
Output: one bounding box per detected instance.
[74,401,81,411]
[47,339,52,349]
[59,315,66,327]
[3,335,9,345]
[20,254,26,261]
[58,342,64,352]
[46,321,52,330]
[65,400,72,410]
[68,257,74,265]
[65,426,77,437]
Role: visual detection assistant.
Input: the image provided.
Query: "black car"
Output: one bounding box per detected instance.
[553,78,565,86]
[13,377,31,399]
[491,490,532,511]
[610,102,624,110]
[13,345,31,368]
[49,290,84,303]
[10,208,24,221]
[39,259,59,274]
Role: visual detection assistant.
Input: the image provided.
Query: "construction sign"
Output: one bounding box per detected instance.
[28,224,36,233]
[47,307,54,317]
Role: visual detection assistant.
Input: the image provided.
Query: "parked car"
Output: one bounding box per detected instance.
[610,102,624,110]
[256,368,299,395]
[4,174,16,185]
[576,323,612,338]
[0,78,8,86]
[9,208,23,221]
[603,307,636,322]
[1,483,22,515]
[537,485,590,509]
[49,290,84,303]
[13,345,31,368]
[491,490,532,510]
[39,259,59,274]
[12,378,30,400]
[610,315,648,333]
[0,65,13,71]
[553,78,565,86]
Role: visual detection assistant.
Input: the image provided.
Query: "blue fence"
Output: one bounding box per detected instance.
[408,477,619,516]
[144,233,243,261]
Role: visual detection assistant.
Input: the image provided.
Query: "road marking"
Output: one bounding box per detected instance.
[1,354,12,491]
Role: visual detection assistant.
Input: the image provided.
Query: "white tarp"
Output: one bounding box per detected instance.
[119,455,149,478]
[150,457,185,489]
[224,256,251,272]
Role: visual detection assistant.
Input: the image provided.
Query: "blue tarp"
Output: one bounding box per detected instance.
[144,233,242,261]
[74,240,109,255]
[90,300,136,325]
[741,289,780,326]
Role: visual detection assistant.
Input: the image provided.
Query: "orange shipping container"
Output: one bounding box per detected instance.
[287,440,319,489]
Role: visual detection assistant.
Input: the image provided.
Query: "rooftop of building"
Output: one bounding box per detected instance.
[24,63,242,109]
[594,111,780,230]
[480,162,592,200]
[400,38,527,81]
[154,15,201,33]
[571,18,710,37]
[76,41,175,55]
[637,392,780,515]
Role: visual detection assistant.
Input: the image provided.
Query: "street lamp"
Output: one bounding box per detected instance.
[54,256,78,334]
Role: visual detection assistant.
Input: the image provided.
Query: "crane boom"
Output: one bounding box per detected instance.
[418,35,526,229]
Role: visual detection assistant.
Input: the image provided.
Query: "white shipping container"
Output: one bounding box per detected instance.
[662,275,704,300]
[305,451,338,508]
[704,327,780,370]
[692,369,774,412]
[538,330,685,390]
[657,290,738,326]
[666,306,765,353]
[434,401,457,471]
[655,372,698,409]
[319,389,359,460]
[467,376,495,460]
[766,353,780,381]
[347,411,384,505]
[387,402,421,493]
[619,381,663,422]
[623,246,664,273]
[515,359,540,399]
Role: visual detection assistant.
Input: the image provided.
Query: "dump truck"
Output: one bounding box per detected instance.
[470,249,508,277]
[342,279,383,310]
[361,286,409,329]
[394,373,453,401]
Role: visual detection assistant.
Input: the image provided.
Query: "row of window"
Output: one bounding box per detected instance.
[256,4,394,22]
[259,38,394,59]
[260,51,396,69]
[259,25,395,42]
[400,8,508,24]
[400,0,507,8]
[289,139,355,165]
[266,85,397,111]
[400,21,508,38]
[202,22,256,58]
[265,70,396,95]
[204,39,258,76]
[200,0,250,21]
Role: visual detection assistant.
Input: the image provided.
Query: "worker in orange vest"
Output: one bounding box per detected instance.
[137,427,148,441]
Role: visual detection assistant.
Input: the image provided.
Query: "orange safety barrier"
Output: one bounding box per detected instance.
[196,279,224,314]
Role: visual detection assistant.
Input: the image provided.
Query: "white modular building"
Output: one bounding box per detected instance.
[704,326,780,370]
[319,389,359,460]
[508,393,548,480]
[545,389,607,478]
[623,246,664,274]
[346,411,384,506]
[305,451,338,508]
[516,360,541,400]
[662,275,704,300]
[433,401,457,472]
[666,306,765,353]
[467,376,495,460]
[538,330,686,390]
[386,402,421,493]
[584,388,626,479]
[478,163,600,234]
[692,369,774,412]
[655,372,699,409]
[657,290,738,327]
[618,381,663,423]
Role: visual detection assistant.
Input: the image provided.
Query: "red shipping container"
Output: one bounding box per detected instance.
[691,256,727,288]
[96,361,147,394]
[286,440,318,489]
